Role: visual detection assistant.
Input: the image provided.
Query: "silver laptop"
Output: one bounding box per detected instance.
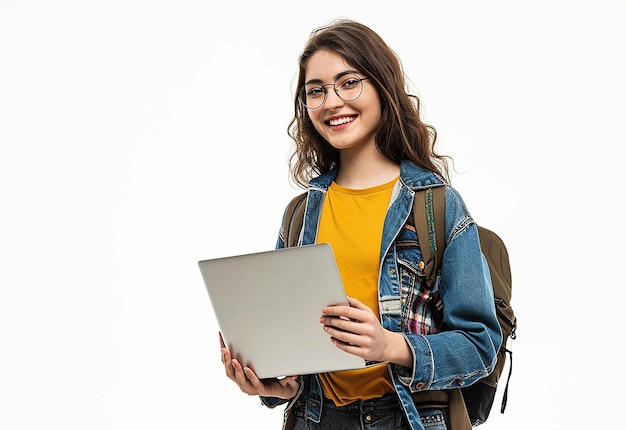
[198,242,367,379]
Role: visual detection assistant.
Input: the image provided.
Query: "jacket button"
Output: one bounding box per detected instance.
[416,381,425,389]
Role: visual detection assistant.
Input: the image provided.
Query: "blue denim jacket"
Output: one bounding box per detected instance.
[262,160,502,430]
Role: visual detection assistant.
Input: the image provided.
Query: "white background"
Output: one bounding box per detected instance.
[1,1,624,429]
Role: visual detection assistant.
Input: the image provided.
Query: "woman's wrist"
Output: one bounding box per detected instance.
[385,331,413,367]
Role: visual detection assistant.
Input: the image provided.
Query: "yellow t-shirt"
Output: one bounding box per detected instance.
[316,177,398,406]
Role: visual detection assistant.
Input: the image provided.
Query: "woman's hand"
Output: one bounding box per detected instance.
[320,297,413,367]
[219,332,300,399]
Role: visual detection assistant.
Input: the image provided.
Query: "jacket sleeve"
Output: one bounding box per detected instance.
[392,189,502,392]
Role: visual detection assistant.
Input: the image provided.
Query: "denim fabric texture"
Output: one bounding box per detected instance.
[261,161,502,430]
[292,393,411,429]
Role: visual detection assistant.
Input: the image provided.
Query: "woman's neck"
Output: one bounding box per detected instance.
[334,147,400,189]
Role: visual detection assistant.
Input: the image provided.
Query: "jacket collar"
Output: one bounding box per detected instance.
[398,160,445,190]
[308,160,444,190]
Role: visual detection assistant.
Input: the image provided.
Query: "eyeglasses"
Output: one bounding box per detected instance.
[299,73,370,109]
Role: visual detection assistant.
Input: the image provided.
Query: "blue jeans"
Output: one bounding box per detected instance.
[292,393,447,430]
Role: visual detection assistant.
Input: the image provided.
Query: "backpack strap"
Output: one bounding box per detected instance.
[282,192,307,248]
[413,186,446,288]
[501,347,513,413]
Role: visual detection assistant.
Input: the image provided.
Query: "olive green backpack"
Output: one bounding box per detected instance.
[282,187,516,427]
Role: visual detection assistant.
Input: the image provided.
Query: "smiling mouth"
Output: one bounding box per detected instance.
[327,116,356,126]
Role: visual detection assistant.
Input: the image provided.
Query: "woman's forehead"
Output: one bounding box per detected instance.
[304,50,357,82]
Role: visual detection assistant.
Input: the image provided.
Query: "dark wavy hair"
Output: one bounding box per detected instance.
[288,19,451,187]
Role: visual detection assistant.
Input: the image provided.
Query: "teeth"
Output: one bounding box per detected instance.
[329,116,354,126]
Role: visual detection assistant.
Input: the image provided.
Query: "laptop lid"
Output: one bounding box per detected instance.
[198,243,366,379]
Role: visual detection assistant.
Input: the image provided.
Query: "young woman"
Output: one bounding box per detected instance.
[219,19,502,430]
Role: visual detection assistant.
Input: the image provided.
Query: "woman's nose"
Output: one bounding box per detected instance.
[324,89,345,109]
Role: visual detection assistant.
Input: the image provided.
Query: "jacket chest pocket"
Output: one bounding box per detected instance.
[396,223,441,335]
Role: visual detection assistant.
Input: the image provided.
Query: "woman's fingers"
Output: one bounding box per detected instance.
[219,333,241,383]
[321,297,373,323]
[231,359,253,392]
[242,367,267,393]
[320,297,393,362]
[219,332,299,398]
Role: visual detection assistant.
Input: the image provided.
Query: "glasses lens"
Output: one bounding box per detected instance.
[335,74,364,102]
[301,84,325,109]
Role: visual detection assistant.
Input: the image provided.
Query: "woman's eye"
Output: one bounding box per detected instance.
[341,79,359,89]
[307,87,325,98]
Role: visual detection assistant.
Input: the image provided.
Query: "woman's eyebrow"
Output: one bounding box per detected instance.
[304,70,361,85]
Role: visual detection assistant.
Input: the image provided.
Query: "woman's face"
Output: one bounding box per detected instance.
[303,50,381,154]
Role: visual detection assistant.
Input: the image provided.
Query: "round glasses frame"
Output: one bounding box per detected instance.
[298,74,370,110]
